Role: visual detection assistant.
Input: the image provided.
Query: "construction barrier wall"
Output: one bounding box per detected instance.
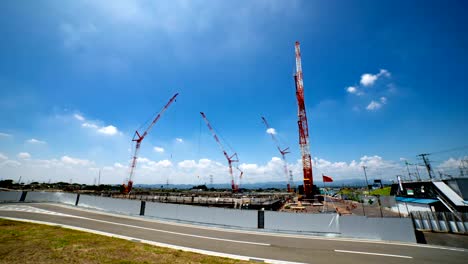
[339,215,416,243]
[0,191,417,243]
[79,195,141,216]
[24,191,77,205]
[0,191,22,202]
[264,211,340,233]
[144,202,257,228]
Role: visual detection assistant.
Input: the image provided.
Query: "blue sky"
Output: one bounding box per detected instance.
[0,1,467,185]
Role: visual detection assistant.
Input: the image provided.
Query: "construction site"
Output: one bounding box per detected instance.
[114,41,319,210]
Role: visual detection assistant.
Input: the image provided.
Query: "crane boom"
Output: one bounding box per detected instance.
[123,93,179,194]
[294,41,314,198]
[200,112,239,192]
[261,116,292,192]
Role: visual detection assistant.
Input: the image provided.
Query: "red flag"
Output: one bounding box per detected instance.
[322,175,333,182]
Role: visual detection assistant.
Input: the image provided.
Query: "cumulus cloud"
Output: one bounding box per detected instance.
[154,146,165,153]
[437,157,467,173]
[74,114,85,121]
[0,132,12,138]
[4,152,460,185]
[76,114,120,136]
[360,69,391,87]
[26,138,46,144]
[97,125,119,135]
[114,162,125,168]
[346,86,358,94]
[17,152,31,159]
[178,160,197,169]
[366,100,382,111]
[82,122,99,129]
[0,153,8,161]
[61,155,93,166]
[176,138,184,143]
[266,128,277,135]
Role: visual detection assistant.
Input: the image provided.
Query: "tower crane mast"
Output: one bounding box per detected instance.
[200,112,239,192]
[123,93,179,194]
[261,116,292,192]
[294,41,315,198]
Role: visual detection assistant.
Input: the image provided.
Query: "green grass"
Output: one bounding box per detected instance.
[0,219,250,264]
[369,187,391,196]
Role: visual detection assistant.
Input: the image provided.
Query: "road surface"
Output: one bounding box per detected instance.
[0,203,466,264]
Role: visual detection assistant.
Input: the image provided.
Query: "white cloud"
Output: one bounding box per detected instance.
[0,132,12,138]
[74,114,85,121]
[266,128,277,135]
[0,160,21,167]
[74,113,120,136]
[360,69,391,87]
[0,153,8,161]
[82,122,99,129]
[17,152,31,159]
[366,100,382,111]
[144,159,173,169]
[154,146,165,153]
[380,96,387,104]
[114,162,125,168]
[360,74,378,87]
[27,138,46,144]
[346,86,357,94]
[97,125,119,136]
[61,155,93,166]
[437,157,467,172]
[178,160,197,169]
[176,138,184,143]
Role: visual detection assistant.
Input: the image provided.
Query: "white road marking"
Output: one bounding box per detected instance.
[0,217,304,264]
[0,205,269,247]
[334,249,413,259]
[0,205,72,217]
[10,203,467,252]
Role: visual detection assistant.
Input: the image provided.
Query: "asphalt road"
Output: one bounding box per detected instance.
[0,203,466,264]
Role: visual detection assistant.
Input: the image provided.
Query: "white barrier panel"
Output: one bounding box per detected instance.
[78,195,141,215]
[264,211,340,233]
[340,216,416,243]
[24,191,77,205]
[145,202,257,228]
[0,191,22,202]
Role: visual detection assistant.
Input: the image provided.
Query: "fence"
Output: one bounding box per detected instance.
[411,211,468,234]
[0,191,417,243]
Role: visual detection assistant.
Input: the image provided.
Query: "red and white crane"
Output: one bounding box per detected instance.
[122,93,179,194]
[294,41,315,198]
[261,116,293,192]
[200,112,240,192]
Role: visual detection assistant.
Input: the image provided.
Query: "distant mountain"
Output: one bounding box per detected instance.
[134,178,394,190]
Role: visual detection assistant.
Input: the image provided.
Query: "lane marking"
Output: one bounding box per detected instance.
[0,216,304,264]
[334,249,413,259]
[0,205,269,247]
[17,203,468,252]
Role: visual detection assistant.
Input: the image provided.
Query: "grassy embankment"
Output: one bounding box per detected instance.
[0,219,250,264]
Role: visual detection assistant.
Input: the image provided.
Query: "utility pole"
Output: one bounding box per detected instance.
[404,161,413,181]
[418,153,434,180]
[210,174,213,187]
[414,164,421,181]
[362,166,370,193]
